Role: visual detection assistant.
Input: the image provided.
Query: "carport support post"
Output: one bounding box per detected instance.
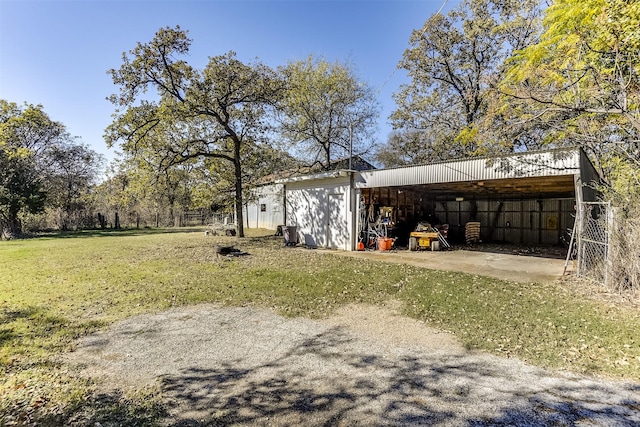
[520,204,525,244]
[574,173,584,276]
[441,201,449,230]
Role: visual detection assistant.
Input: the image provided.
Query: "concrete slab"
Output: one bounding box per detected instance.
[333,249,570,283]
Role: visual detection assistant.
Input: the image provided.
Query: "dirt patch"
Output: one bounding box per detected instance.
[323,301,464,354]
[64,304,640,426]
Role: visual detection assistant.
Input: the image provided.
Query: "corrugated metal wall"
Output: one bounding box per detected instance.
[432,198,574,245]
[285,177,353,250]
[360,186,575,246]
[245,184,285,230]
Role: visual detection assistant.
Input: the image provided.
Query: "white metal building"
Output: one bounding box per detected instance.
[244,183,285,230]
[281,171,356,250]
[277,148,600,250]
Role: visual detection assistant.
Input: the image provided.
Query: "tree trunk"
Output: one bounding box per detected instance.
[98,213,106,229]
[1,215,21,240]
[324,143,331,171]
[234,141,245,238]
[1,225,13,240]
[169,197,176,227]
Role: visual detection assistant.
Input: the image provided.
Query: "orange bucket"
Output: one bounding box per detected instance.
[377,237,392,251]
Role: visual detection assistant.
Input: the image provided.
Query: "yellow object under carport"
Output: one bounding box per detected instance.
[409,231,439,251]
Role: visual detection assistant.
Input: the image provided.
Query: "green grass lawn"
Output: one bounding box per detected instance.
[1,228,639,424]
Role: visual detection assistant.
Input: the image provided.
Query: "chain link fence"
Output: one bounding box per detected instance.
[572,202,611,286]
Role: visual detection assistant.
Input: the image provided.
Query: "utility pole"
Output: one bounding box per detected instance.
[348,123,353,170]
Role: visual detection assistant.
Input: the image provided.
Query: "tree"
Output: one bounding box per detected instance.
[0,101,58,238]
[391,0,542,161]
[376,128,470,167]
[0,144,45,239]
[0,100,103,236]
[501,0,640,185]
[0,100,66,157]
[501,0,640,292]
[91,156,193,229]
[279,56,379,170]
[42,141,103,230]
[106,27,282,237]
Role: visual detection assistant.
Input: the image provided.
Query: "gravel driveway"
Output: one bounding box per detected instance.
[67,303,640,426]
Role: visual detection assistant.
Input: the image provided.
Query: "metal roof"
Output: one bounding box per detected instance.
[276,169,350,184]
[355,148,581,189]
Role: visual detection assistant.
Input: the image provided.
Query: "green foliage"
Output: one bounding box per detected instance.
[0,100,102,237]
[0,100,64,155]
[42,143,103,230]
[493,0,640,293]
[376,128,471,167]
[106,27,284,237]
[0,145,45,238]
[390,0,542,161]
[94,155,195,228]
[501,0,640,183]
[279,56,379,170]
[0,101,52,238]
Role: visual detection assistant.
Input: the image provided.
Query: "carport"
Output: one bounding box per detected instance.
[356,148,600,248]
[281,148,600,251]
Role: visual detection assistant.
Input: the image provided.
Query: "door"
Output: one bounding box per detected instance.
[327,193,347,249]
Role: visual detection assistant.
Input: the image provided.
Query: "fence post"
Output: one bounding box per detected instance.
[576,203,584,277]
[605,202,614,289]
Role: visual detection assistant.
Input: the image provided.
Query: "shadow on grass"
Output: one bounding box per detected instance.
[0,306,105,363]
[0,306,41,322]
[28,388,167,427]
[24,227,206,240]
[22,227,282,242]
[0,327,14,348]
[0,306,43,349]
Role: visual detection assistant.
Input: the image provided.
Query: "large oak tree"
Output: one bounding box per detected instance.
[106,26,282,237]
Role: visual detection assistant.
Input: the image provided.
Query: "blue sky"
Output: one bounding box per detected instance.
[0,0,455,165]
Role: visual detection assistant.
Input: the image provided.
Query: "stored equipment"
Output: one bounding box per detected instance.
[408,222,450,251]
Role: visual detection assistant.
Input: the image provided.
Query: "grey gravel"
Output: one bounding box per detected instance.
[66,304,640,426]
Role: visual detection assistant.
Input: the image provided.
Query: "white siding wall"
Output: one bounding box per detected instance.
[245,184,285,231]
[285,176,354,250]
